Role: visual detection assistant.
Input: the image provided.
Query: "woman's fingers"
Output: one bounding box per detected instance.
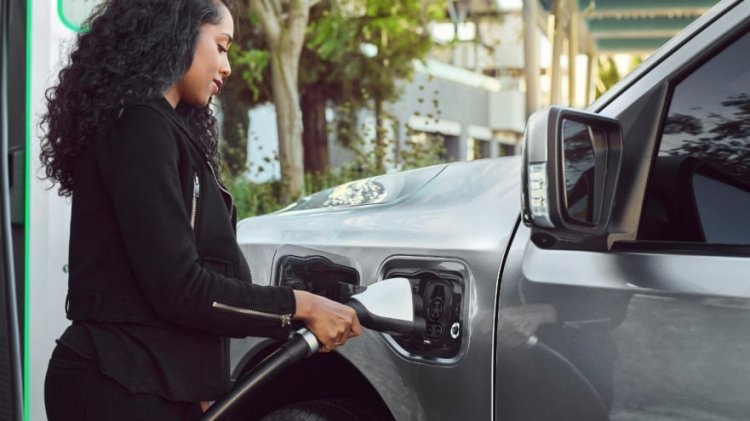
[350,313,362,337]
[290,291,361,352]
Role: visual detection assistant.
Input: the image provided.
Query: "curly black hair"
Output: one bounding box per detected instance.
[40,0,236,196]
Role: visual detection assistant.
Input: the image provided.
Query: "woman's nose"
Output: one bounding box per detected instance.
[220,57,231,79]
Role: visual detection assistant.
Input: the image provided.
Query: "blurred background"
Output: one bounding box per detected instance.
[209,0,719,216]
[219,0,720,216]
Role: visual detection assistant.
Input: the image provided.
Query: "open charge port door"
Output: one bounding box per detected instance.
[385,270,464,359]
[273,250,464,360]
[276,254,362,304]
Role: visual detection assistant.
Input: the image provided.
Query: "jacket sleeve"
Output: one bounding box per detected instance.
[96,105,295,339]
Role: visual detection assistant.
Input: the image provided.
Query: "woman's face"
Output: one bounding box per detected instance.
[168,3,233,107]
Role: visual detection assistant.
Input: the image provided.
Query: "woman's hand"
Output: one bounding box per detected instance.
[292,290,361,352]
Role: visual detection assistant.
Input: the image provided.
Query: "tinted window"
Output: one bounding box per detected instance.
[693,173,750,243]
[640,30,750,244]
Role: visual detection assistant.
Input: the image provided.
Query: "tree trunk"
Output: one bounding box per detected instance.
[302,87,329,174]
[373,98,385,172]
[250,0,317,203]
[270,50,305,203]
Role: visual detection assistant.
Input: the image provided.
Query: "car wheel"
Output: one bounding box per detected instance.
[260,399,393,421]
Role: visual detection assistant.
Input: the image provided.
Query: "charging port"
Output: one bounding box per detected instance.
[385,270,463,359]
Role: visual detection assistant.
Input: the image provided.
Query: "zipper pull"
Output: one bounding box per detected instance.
[193,173,200,198]
[190,173,200,229]
[281,314,292,327]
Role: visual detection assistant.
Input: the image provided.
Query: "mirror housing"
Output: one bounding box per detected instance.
[521,106,623,249]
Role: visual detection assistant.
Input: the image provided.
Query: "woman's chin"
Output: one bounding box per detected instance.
[182,95,212,107]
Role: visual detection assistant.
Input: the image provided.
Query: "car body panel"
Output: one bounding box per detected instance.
[236,157,522,420]
[496,227,750,420]
[496,1,750,419]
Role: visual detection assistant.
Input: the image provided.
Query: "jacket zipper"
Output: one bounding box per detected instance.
[212,301,292,327]
[190,173,200,229]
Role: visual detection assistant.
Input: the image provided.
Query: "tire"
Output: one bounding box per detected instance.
[260,399,393,421]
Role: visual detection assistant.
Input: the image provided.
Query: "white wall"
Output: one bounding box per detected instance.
[28,1,78,419]
[246,104,281,183]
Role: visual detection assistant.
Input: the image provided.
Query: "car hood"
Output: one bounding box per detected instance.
[237,156,522,254]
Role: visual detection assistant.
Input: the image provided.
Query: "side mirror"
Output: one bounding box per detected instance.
[521,107,623,249]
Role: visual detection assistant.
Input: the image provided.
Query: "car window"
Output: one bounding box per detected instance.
[639,29,750,245]
[692,173,750,243]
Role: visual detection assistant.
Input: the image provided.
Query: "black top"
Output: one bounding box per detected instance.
[58,97,296,402]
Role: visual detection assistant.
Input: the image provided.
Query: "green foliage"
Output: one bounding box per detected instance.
[219,126,249,176]
[296,0,446,156]
[595,56,620,99]
[400,131,447,170]
[230,47,270,102]
[629,55,644,73]
[225,175,285,218]
[225,7,273,105]
[593,54,645,99]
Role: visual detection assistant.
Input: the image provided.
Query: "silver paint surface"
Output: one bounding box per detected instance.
[235,157,522,420]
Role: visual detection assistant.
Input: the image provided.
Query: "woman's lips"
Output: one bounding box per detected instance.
[212,79,223,94]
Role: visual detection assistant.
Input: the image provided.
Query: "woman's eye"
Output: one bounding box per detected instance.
[218,44,228,54]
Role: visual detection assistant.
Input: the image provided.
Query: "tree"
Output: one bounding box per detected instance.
[248,0,319,203]
[222,1,443,184]
[302,0,442,172]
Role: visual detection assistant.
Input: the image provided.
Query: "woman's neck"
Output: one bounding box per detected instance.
[162,87,180,109]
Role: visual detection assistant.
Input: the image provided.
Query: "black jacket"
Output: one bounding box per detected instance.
[61,97,295,401]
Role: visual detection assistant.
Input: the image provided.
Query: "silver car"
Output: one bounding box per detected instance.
[230,1,750,419]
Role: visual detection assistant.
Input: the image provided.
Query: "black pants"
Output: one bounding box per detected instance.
[45,344,202,420]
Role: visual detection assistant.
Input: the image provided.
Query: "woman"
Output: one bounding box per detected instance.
[40,0,360,419]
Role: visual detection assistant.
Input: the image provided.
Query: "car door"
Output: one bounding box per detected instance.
[496,2,750,420]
